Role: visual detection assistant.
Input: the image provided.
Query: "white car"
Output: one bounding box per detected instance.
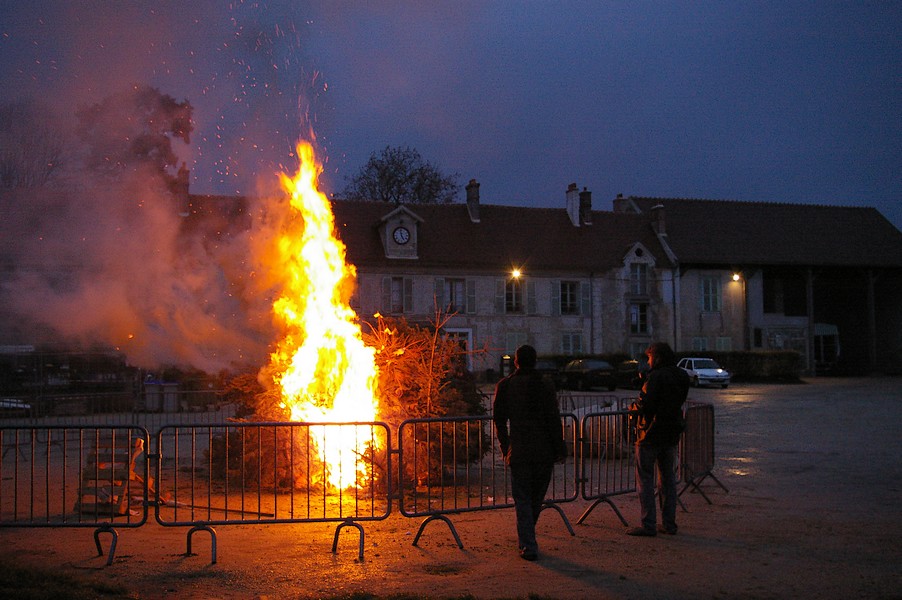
[677,358,731,388]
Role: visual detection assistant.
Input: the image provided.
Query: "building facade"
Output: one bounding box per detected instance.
[330,187,902,376]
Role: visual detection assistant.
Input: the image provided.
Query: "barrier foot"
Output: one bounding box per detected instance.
[332,519,365,562]
[541,502,575,536]
[679,472,728,505]
[186,525,217,564]
[576,497,629,527]
[93,525,118,566]
[412,514,464,549]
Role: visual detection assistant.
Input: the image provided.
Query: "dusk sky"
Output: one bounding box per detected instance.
[2,1,900,230]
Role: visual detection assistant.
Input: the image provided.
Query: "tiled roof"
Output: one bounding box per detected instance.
[184,194,902,271]
[329,200,672,274]
[627,197,902,268]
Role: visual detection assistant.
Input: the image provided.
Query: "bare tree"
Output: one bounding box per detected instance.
[0,101,68,189]
[342,146,459,204]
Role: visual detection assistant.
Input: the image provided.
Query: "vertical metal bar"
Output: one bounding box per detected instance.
[43,427,50,522]
[224,425,230,518]
[240,427,246,517]
[256,425,263,520]
[289,424,295,520]
[271,425,278,520]
[207,426,214,521]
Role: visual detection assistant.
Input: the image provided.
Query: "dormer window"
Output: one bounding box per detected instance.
[379,206,422,259]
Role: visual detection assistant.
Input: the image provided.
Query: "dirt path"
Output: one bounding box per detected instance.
[2,378,901,599]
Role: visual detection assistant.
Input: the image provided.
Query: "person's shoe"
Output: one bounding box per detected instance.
[626,526,656,537]
[657,524,678,535]
[519,548,538,561]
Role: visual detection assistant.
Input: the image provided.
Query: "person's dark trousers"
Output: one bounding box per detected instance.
[635,443,679,532]
[509,461,554,553]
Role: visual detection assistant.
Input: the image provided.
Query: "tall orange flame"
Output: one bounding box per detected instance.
[268,141,380,488]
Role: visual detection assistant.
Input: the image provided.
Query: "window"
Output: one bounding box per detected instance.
[630,303,648,334]
[716,336,733,351]
[444,328,473,370]
[506,278,523,313]
[691,337,709,351]
[700,276,721,312]
[630,263,648,295]
[561,331,583,354]
[560,281,579,314]
[382,277,412,314]
[435,278,475,314]
[552,280,590,315]
[496,278,536,314]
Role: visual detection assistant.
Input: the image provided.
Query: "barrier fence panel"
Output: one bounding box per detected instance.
[680,402,728,503]
[397,415,579,548]
[0,425,150,565]
[154,422,391,562]
[577,409,636,526]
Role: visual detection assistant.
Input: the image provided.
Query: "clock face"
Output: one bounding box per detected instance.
[392,226,410,245]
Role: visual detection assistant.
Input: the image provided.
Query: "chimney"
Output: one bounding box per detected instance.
[565,182,580,226]
[466,178,480,223]
[613,193,628,213]
[651,204,666,235]
[579,187,592,225]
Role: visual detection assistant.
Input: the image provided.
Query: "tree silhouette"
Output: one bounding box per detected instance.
[0,100,68,189]
[342,146,459,204]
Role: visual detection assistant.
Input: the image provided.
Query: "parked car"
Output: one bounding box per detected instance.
[559,359,617,391]
[534,358,562,389]
[677,357,731,388]
[615,359,648,390]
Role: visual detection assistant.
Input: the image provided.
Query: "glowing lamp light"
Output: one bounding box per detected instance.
[511,269,522,279]
[732,272,742,282]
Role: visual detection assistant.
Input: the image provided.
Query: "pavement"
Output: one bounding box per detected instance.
[1,377,901,599]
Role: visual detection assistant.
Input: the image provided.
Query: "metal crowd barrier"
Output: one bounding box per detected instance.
[154,422,392,562]
[0,425,150,565]
[1,400,722,566]
[396,415,579,547]
[680,401,729,502]
[576,408,637,526]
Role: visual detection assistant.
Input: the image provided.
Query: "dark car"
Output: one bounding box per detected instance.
[559,359,617,391]
[534,358,562,389]
[615,359,649,390]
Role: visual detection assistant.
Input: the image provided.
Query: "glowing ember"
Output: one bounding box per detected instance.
[267,141,380,488]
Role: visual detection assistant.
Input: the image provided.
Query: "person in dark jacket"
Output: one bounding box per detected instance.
[493,345,566,560]
[627,341,690,536]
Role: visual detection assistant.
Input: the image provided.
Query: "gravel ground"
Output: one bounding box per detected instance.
[1,377,901,599]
